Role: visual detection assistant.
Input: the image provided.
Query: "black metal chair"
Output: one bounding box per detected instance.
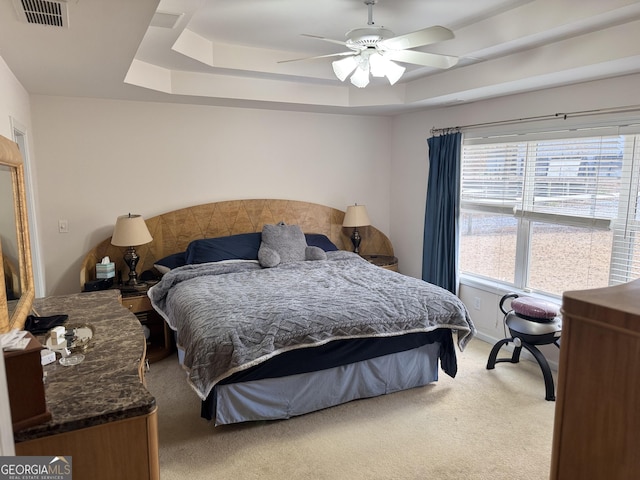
[486,293,561,401]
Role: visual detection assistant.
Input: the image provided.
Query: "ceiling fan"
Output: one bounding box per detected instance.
[280,0,459,88]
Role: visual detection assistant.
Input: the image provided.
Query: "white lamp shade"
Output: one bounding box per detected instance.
[332,56,358,82]
[350,65,370,88]
[111,214,153,247]
[369,53,405,85]
[383,60,405,85]
[343,204,371,227]
[369,52,387,77]
[331,50,406,88]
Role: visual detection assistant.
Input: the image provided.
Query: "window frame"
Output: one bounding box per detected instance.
[458,117,640,298]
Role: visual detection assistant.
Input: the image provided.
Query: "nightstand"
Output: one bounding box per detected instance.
[361,254,399,272]
[120,288,173,363]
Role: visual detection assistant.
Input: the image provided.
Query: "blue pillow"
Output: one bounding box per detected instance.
[153,251,187,274]
[305,234,339,252]
[186,232,262,264]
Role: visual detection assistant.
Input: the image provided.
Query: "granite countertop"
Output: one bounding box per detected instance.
[14,290,157,443]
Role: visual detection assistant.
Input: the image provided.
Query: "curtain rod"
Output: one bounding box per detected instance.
[429,104,640,136]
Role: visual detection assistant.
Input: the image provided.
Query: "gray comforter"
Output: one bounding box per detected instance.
[148,251,475,400]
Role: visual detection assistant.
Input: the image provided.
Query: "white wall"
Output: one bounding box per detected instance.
[390,72,640,362]
[30,96,392,295]
[0,57,32,138]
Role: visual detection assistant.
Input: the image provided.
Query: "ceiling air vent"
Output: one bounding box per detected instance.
[13,0,69,28]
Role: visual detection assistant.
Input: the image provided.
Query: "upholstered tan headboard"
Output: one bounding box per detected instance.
[80,199,393,287]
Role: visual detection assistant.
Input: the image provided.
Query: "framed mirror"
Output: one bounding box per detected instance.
[0,134,34,333]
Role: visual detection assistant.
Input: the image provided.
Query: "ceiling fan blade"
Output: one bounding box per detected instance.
[278,51,357,64]
[301,34,350,47]
[384,50,458,69]
[379,25,454,50]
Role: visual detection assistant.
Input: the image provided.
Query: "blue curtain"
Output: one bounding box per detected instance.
[422,132,462,293]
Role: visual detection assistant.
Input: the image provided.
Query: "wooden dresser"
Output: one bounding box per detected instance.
[550,279,640,480]
[13,290,159,480]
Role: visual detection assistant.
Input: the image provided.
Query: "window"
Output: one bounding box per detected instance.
[460,128,640,297]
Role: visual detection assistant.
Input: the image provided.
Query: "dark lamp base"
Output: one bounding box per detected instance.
[351,227,362,254]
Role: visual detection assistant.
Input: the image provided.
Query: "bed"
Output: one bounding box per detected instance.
[80,199,475,425]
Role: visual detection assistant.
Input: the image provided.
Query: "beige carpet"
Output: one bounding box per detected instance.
[145,339,556,480]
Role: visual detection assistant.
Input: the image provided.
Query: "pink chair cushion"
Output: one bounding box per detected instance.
[511,297,559,320]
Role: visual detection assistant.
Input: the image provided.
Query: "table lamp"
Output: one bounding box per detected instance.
[343,204,371,254]
[111,213,153,290]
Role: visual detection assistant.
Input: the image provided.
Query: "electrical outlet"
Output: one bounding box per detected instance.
[473,297,481,310]
[58,219,69,233]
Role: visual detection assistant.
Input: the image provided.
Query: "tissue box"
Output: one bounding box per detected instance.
[96,262,115,279]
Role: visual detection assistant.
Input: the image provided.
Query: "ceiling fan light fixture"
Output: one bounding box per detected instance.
[369,53,405,84]
[332,56,358,82]
[384,60,406,85]
[350,64,370,88]
[368,52,387,77]
[290,0,458,89]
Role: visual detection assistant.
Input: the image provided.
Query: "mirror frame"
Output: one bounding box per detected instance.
[0,134,34,333]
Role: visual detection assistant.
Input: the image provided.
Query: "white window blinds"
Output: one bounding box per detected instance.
[461,131,640,287]
[610,135,640,284]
